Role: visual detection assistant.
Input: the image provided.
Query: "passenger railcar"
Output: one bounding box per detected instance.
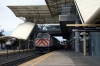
[35,33,60,53]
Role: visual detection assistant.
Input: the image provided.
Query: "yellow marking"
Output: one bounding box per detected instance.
[31,52,54,66]
[66,24,100,26]
[18,51,55,66]
[18,54,49,66]
[18,55,46,66]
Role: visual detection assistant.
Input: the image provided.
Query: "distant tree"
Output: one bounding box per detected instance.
[0,28,5,49]
[0,26,4,36]
[0,29,4,36]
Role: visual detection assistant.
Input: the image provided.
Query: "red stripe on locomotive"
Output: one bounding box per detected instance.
[35,39,40,45]
[38,41,46,46]
[35,38,50,46]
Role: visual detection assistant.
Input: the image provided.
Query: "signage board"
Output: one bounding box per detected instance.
[72,27,100,32]
[66,24,100,32]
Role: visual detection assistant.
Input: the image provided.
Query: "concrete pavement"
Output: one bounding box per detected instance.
[19,49,100,66]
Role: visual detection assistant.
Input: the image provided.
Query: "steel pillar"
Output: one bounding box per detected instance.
[75,13,80,52]
[28,38,30,50]
[19,39,21,56]
[75,31,79,52]
[83,32,87,56]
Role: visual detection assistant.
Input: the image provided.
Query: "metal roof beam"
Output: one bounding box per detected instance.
[8,6,59,24]
[45,0,74,17]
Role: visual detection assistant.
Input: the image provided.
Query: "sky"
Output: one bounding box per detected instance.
[0,0,64,41]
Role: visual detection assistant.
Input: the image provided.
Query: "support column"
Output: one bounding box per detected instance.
[28,38,30,50]
[19,39,21,49]
[75,21,80,52]
[19,39,21,56]
[83,32,86,56]
[1,41,2,50]
[0,41,2,50]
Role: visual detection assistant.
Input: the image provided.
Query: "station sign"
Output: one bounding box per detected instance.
[72,27,100,32]
[66,24,100,32]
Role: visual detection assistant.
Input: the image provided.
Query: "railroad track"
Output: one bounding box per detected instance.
[0,53,41,66]
[0,50,43,66]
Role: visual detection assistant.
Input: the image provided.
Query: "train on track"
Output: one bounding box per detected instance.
[35,33,60,53]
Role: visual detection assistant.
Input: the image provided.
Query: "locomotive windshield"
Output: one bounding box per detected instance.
[43,33,50,39]
[37,33,43,38]
[37,33,50,39]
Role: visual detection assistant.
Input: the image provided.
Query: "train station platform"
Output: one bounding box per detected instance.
[19,50,100,66]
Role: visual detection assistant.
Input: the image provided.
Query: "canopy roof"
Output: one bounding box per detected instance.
[75,0,100,24]
[46,0,100,24]
[45,0,74,17]
[0,36,11,40]
[10,22,35,40]
[7,5,59,24]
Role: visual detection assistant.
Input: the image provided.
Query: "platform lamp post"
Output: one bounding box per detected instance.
[5,39,11,59]
[0,36,12,59]
[80,32,88,56]
[11,38,16,57]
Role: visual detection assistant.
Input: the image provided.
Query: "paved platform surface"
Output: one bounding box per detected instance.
[19,49,100,66]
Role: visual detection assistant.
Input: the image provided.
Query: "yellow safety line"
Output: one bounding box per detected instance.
[18,51,55,66]
[31,52,54,66]
[18,55,46,66]
[18,54,49,66]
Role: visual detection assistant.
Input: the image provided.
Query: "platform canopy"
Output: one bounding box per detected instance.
[10,22,35,40]
[74,0,100,24]
[45,0,74,17]
[7,5,59,24]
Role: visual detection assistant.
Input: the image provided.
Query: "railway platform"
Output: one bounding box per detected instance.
[19,49,100,66]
